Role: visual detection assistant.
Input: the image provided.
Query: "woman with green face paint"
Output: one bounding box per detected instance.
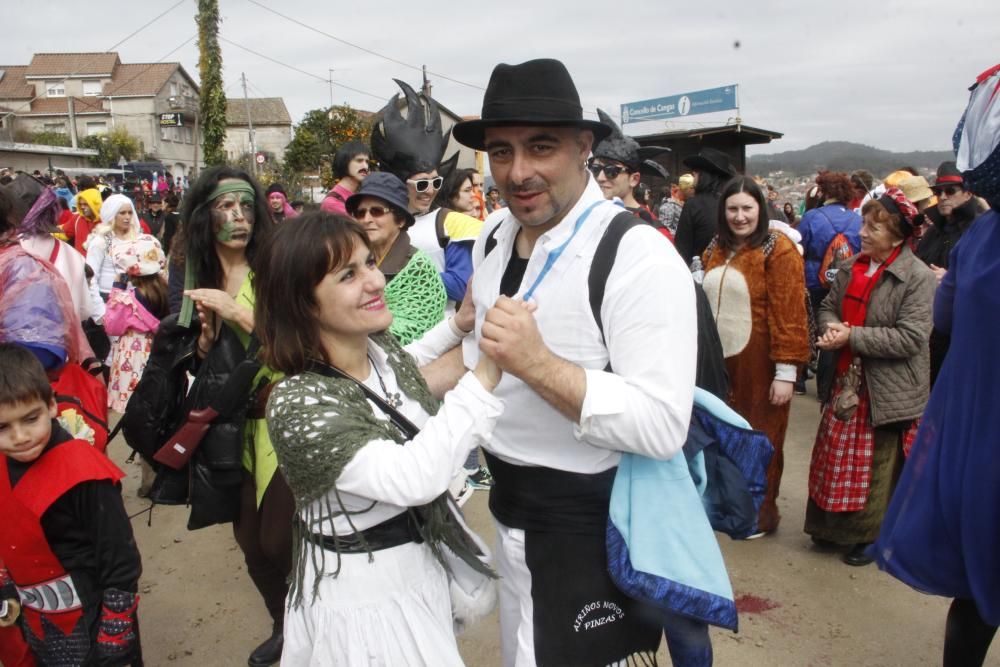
[170,166,291,667]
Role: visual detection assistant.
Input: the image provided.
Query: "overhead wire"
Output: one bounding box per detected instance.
[219,36,387,102]
[244,0,485,92]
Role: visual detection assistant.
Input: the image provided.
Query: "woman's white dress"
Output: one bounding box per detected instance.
[274,323,502,666]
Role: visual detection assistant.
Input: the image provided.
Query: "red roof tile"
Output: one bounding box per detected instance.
[105,63,183,97]
[226,98,292,126]
[26,53,121,78]
[0,66,34,99]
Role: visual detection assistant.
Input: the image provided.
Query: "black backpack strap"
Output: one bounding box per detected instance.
[588,211,643,345]
[435,208,451,249]
[483,221,503,257]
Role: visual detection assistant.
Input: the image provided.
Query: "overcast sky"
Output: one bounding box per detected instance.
[3,0,997,155]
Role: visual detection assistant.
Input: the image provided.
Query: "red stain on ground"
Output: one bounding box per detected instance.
[735,593,780,614]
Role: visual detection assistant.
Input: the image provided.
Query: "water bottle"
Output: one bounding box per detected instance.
[690,256,705,284]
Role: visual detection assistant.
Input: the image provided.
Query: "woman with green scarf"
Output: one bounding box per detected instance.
[256,212,503,666]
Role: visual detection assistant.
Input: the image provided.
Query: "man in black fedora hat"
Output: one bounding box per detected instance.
[674,147,737,264]
[444,58,699,665]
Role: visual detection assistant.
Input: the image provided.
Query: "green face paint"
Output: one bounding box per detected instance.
[216,219,238,242]
[210,191,255,243]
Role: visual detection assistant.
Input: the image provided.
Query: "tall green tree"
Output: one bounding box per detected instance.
[197,0,226,167]
[283,105,374,180]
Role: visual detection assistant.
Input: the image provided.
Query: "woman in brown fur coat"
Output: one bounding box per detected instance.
[702,176,811,535]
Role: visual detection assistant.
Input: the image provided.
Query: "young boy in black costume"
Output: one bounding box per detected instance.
[0,343,142,666]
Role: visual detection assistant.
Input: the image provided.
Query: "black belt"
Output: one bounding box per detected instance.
[484,450,616,536]
[305,510,423,554]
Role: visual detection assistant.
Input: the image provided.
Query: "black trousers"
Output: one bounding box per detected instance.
[232,471,294,623]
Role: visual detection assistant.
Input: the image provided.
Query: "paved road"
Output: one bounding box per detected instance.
[115,387,998,665]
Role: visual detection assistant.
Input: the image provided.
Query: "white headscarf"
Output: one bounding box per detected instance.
[97,193,141,240]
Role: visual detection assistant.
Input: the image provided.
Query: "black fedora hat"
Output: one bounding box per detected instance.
[929,160,964,190]
[452,59,611,151]
[682,148,737,179]
[345,171,415,228]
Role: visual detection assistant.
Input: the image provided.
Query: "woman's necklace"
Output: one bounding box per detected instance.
[368,354,403,408]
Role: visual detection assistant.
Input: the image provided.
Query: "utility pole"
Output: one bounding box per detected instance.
[328,68,334,109]
[421,65,431,98]
[241,72,257,175]
[67,96,79,149]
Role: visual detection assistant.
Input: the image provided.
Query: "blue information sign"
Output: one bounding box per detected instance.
[620,85,738,124]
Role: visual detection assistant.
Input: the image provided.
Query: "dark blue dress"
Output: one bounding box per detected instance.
[873,208,1000,624]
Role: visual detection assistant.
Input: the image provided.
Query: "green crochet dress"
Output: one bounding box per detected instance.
[384,249,447,345]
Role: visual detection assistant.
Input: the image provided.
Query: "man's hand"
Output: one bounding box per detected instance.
[454,279,476,334]
[479,296,543,380]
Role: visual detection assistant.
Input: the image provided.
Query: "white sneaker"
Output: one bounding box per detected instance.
[454,480,475,507]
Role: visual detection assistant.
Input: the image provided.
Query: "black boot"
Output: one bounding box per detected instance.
[248,621,283,667]
[842,542,874,567]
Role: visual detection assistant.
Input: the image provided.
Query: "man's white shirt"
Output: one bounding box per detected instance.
[463,178,697,473]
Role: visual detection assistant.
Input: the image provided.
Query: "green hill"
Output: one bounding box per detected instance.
[748,141,953,177]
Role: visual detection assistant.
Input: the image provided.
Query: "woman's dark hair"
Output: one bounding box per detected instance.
[131,274,169,319]
[333,141,370,179]
[815,170,853,205]
[0,189,13,237]
[434,168,476,211]
[716,176,771,251]
[694,169,726,196]
[256,211,372,375]
[783,201,797,224]
[861,199,909,240]
[0,343,53,408]
[177,166,273,290]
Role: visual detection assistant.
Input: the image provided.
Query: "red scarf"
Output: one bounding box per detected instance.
[837,245,903,374]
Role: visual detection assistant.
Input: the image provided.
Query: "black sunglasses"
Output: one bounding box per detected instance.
[588,162,629,179]
[353,205,393,219]
[406,176,444,192]
[936,186,962,197]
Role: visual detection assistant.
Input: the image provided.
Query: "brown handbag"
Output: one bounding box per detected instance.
[833,358,862,421]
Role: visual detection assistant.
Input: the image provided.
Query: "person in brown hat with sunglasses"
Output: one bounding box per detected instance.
[915,161,988,385]
[443,58,702,666]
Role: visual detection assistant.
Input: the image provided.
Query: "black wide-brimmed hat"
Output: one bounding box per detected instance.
[929,160,964,190]
[453,59,611,150]
[345,171,415,228]
[682,148,737,179]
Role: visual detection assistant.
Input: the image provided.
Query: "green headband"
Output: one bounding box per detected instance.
[207,180,255,202]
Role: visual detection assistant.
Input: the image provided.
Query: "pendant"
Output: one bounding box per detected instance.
[386,392,403,409]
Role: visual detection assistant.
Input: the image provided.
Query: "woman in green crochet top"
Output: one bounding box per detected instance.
[346,172,446,344]
[256,212,503,665]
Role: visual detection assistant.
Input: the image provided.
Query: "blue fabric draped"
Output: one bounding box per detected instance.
[685,389,774,539]
[873,210,1000,624]
[607,388,774,633]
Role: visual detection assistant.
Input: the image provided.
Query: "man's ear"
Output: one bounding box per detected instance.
[576,129,595,159]
[48,397,59,419]
[629,172,641,188]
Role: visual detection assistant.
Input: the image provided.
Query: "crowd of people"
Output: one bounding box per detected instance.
[0,58,998,667]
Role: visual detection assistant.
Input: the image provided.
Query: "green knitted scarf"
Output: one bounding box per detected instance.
[385,249,447,345]
[267,331,494,607]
